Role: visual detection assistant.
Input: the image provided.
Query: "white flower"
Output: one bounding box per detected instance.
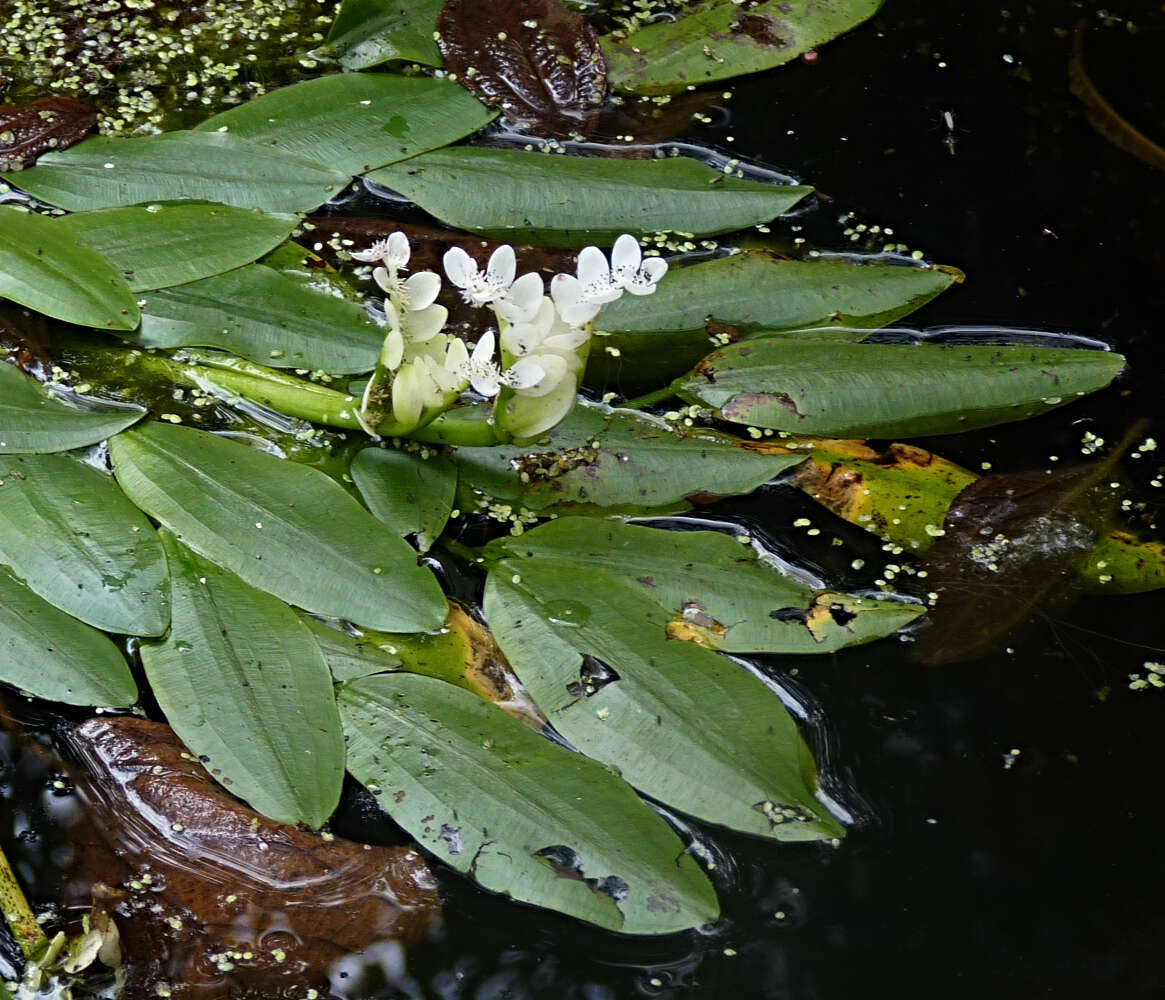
[494,270,545,324]
[502,297,588,365]
[460,330,549,398]
[574,244,624,305]
[444,244,518,306]
[375,266,439,311]
[609,233,668,295]
[550,273,603,326]
[374,293,448,372]
[350,232,411,269]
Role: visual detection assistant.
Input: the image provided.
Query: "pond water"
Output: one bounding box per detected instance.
[2,0,1164,997]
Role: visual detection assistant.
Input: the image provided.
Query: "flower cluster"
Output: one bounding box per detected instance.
[352,231,666,440]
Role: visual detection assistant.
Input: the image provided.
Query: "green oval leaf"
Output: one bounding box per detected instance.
[196,73,494,177]
[351,447,457,552]
[63,203,298,291]
[0,566,136,706]
[133,263,383,373]
[340,672,720,934]
[366,148,811,245]
[314,0,444,68]
[109,422,448,632]
[0,363,144,454]
[143,531,344,827]
[0,205,139,329]
[483,566,842,842]
[6,132,349,213]
[602,0,883,94]
[453,400,801,513]
[0,452,169,635]
[675,339,1127,437]
[484,518,921,654]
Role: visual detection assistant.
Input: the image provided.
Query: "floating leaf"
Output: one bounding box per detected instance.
[0,565,136,706]
[589,253,961,382]
[1079,532,1165,594]
[0,452,169,635]
[315,0,445,69]
[0,205,139,330]
[0,362,144,454]
[601,0,883,94]
[366,148,810,244]
[68,715,438,999]
[485,518,921,654]
[132,263,383,373]
[109,422,448,632]
[141,532,345,826]
[6,131,349,213]
[304,603,546,728]
[453,400,802,513]
[63,203,297,292]
[196,74,494,177]
[675,339,1127,437]
[340,672,720,934]
[437,0,606,140]
[483,561,842,841]
[351,446,457,552]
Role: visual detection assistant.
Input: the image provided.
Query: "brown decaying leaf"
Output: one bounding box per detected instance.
[66,716,441,1000]
[437,0,607,140]
[0,96,97,170]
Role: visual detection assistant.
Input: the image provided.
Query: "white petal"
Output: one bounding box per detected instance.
[543,328,589,353]
[514,353,568,397]
[443,247,477,288]
[350,241,387,263]
[641,256,668,283]
[406,303,447,343]
[550,273,582,311]
[576,246,610,288]
[506,356,546,390]
[624,280,658,296]
[386,231,411,269]
[470,372,501,397]
[372,265,394,294]
[502,323,538,358]
[380,298,401,331]
[444,337,469,372]
[380,327,404,370]
[471,329,495,365]
[583,284,623,305]
[392,363,424,427]
[513,374,578,438]
[403,270,441,310]
[611,234,641,273]
[495,271,545,323]
[486,244,516,287]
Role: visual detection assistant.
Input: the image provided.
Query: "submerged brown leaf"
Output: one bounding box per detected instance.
[912,431,1142,664]
[0,96,97,170]
[66,716,441,1000]
[437,0,607,140]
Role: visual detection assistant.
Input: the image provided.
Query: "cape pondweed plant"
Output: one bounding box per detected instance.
[351,231,665,442]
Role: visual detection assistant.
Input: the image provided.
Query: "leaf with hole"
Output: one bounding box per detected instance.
[142,532,345,827]
[482,535,843,841]
[340,672,720,933]
[109,421,448,632]
[452,400,802,513]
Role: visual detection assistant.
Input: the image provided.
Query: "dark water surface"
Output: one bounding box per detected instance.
[4,1,1165,997]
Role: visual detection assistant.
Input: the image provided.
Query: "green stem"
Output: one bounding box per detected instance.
[619,385,679,411]
[0,839,48,959]
[408,414,502,447]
